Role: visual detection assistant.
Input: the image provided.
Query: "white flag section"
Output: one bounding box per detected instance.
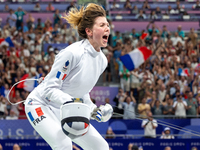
[24,74,42,92]
[17,74,42,92]
[120,47,152,71]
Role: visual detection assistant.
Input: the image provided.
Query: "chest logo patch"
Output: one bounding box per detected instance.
[62,60,69,72]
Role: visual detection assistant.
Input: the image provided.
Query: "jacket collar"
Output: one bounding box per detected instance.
[82,39,100,58]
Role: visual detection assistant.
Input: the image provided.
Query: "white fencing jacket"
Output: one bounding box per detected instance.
[35,39,107,110]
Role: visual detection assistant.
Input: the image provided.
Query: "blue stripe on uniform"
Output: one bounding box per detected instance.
[56,71,61,79]
[28,112,34,121]
[120,54,135,71]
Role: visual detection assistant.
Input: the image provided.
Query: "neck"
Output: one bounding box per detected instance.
[88,38,100,52]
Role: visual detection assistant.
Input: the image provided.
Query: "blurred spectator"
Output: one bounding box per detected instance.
[111,0,120,9]
[191,147,198,150]
[173,93,187,118]
[155,7,161,15]
[135,10,146,19]
[0,144,2,150]
[15,7,26,30]
[160,127,175,139]
[132,145,139,150]
[0,78,5,97]
[164,146,171,150]
[5,110,18,120]
[4,4,9,12]
[112,31,123,47]
[113,88,125,116]
[171,32,184,46]
[177,25,185,39]
[151,100,163,118]
[188,28,198,46]
[104,97,110,105]
[43,20,53,33]
[33,3,41,11]
[132,5,139,14]
[26,14,35,30]
[6,9,17,29]
[119,92,136,119]
[119,65,130,92]
[186,91,198,117]
[161,25,170,42]
[13,144,21,150]
[166,5,177,14]
[18,22,28,33]
[141,111,158,138]
[148,11,158,20]
[46,3,55,11]
[138,97,151,118]
[130,68,140,100]
[105,126,115,139]
[124,0,132,9]
[163,97,174,117]
[138,74,154,103]
[103,48,112,85]
[35,18,45,29]
[158,84,167,104]
[142,0,150,9]
[53,9,61,26]
[192,0,200,9]
[0,96,8,118]
[146,22,160,37]
[66,1,76,12]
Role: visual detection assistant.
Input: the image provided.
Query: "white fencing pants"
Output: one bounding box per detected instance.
[25,90,109,150]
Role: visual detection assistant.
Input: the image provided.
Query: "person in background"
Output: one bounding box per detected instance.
[119,91,136,119]
[6,9,17,29]
[138,97,151,118]
[105,126,115,139]
[160,127,175,139]
[141,111,158,138]
[173,93,187,118]
[13,144,21,150]
[53,9,61,26]
[164,147,171,150]
[46,3,55,11]
[33,3,41,11]
[186,91,198,118]
[113,88,125,117]
[15,6,26,30]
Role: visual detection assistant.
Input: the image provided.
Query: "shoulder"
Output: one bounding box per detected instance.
[60,40,84,59]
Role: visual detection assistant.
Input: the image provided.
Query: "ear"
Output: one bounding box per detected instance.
[85,28,93,37]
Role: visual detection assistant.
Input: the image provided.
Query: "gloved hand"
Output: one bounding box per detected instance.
[91,104,113,122]
[91,107,102,122]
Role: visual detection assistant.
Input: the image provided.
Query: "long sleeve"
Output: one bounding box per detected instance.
[39,49,78,106]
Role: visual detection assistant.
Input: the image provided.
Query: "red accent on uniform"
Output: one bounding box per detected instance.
[62,74,67,80]
[35,107,44,117]
[84,123,89,129]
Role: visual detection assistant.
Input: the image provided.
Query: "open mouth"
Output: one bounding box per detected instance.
[103,35,108,41]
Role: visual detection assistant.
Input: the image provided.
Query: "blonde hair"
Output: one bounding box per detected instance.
[62,3,106,39]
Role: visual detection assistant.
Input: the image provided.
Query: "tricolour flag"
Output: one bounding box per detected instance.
[120,47,152,71]
[17,73,42,92]
[0,37,14,47]
[181,68,190,77]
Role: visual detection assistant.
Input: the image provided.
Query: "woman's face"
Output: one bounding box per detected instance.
[88,16,110,51]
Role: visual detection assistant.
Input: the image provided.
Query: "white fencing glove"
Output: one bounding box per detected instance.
[91,104,113,122]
